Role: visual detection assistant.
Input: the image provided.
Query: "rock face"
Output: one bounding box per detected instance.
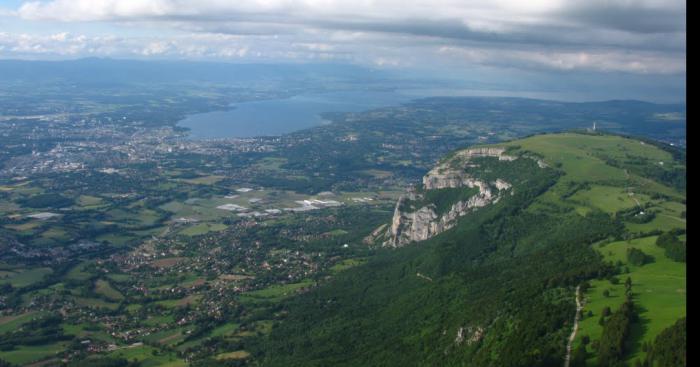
[454,326,484,346]
[423,147,515,190]
[383,185,496,247]
[381,147,520,248]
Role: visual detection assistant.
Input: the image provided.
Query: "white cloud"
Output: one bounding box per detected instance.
[49,32,69,41]
[141,40,172,55]
[293,42,334,52]
[438,46,685,74]
[18,0,174,21]
[3,0,685,75]
[16,0,685,37]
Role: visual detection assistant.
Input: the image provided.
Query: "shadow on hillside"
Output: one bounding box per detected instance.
[626,302,651,361]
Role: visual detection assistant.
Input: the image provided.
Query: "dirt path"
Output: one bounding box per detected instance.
[564,285,583,367]
[624,169,643,209]
[631,195,642,207]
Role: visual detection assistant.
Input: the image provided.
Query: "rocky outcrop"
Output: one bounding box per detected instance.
[423,147,516,190]
[454,325,484,346]
[382,184,497,247]
[380,147,521,248]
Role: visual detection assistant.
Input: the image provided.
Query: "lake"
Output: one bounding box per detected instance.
[177,90,415,139]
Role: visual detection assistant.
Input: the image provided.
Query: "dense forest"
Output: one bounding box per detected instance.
[239,133,686,367]
[245,152,622,366]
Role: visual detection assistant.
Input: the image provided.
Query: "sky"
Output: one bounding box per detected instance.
[0,0,686,102]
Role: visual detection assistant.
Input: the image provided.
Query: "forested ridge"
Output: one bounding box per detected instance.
[246,133,686,367]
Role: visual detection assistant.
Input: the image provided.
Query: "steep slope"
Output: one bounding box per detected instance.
[254,132,685,367]
[378,147,520,247]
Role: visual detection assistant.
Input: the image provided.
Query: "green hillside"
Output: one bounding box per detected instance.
[252,132,685,367]
[497,133,686,366]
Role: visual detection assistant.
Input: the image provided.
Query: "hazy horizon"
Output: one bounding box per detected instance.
[0,1,687,103]
[0,57,687,104]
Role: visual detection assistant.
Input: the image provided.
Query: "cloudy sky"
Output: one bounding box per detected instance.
[0,0,686,101]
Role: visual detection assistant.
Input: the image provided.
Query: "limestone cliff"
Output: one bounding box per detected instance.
[376,147,522,248]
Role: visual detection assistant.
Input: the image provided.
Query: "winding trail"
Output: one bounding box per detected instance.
[564,285,583,367]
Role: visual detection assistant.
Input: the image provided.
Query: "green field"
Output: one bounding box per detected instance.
[62,322,116,343]
[575,236,686,364]
[501,133,633,183]
[0,312,44,334]
[329,258,366,274]
[474,133,686,365]
[77,195,105,209]
[141,314,176,327]
[105,207,164,228]
[240,279,313,303]
[75,296,120,310]
[500,133,684,224]
[143,327,188,346]
[178,223,228,236]
[500,133,676,188]
[0,267,52,287]
[154,294,202,308]
[215,350,251,360]
[568,185,648,214]
[65,262,94,281]
[106,344,186,366]
[96,232,137,246]
[253,157,287,171]
[625,205,686,233]
[210,322,241,338]
[174,175,225,185]
[107,273,132,282]
[94,279,124,301]
[0,342,69,365]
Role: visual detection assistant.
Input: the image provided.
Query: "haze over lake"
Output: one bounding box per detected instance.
[178,90,414,139]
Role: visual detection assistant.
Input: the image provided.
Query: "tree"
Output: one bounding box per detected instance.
[656,232,686,262]
[597,299,636,367]
[581,335,590,345]
[645,318,686,367]
[570,344,588,367]
[627,248,651,266]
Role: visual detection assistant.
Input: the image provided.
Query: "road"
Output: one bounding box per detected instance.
[564,285,583,367]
